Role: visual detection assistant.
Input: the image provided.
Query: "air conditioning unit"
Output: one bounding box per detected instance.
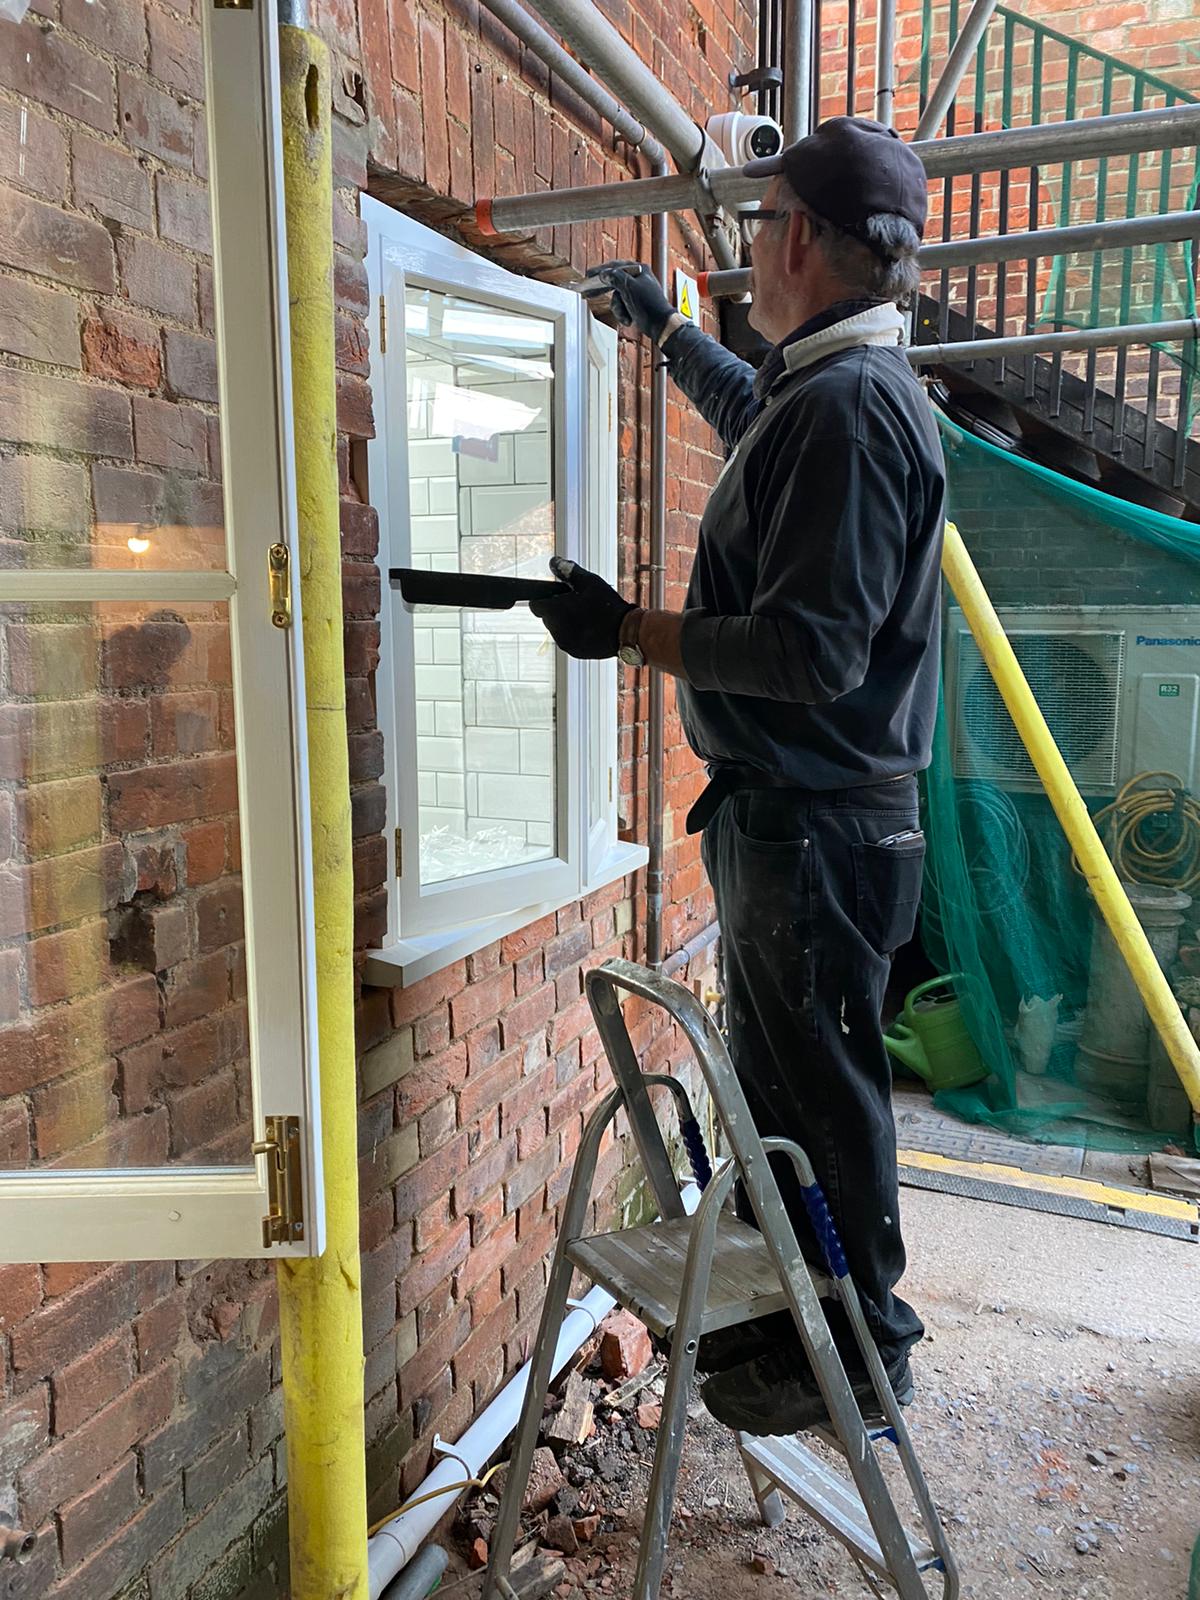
[944,605,1200,796]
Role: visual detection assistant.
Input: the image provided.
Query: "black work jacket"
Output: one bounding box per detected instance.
[665,304,946,790]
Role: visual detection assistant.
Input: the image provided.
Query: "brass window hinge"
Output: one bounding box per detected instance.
[268,542,291,629]
[394,826,403,877]
[379,294,387,354]
[252,1114,304,1247]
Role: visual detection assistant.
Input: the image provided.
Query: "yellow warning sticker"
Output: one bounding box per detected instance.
[674,271,699,326]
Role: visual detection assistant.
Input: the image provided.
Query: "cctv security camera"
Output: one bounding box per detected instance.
[706,112,785,167]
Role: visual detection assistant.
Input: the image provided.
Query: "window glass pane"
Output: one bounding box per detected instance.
[404,287,557,886]
[0,601,252,1169]
[0,6,225,574]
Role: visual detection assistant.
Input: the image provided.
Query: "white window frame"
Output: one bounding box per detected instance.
[0,0,322,1261]
[585,319,620,886]
[363,199,644,985]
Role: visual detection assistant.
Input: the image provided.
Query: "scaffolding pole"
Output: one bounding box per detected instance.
[914,0,999,140]
[910,315,1200,366]
[920,208,1200,268]
[874,0,898,127]
[695,208,1200,298]
[277,17,369,1600]
[475,103,1200,234]
[782,0,814,143]
[676,291,1198,360]
[922,102,1200,178]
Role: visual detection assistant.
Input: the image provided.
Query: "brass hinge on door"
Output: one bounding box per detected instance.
[394,827,403,877]
[379,295,387,353]
[268,543,292,629]
[252,1114,304,1247]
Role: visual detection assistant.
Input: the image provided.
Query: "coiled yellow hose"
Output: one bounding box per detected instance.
[1086,772,1200,893]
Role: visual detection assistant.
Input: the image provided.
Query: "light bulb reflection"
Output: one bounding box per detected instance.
[127,536,151,554]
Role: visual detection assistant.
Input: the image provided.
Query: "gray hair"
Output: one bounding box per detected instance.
[780,187,923,308]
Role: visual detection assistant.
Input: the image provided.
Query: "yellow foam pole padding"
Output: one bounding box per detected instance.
[277,26,369,1599]
[941,519,1200,1114]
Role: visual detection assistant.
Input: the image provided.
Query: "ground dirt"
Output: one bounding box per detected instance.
[447,1185,1200,1600]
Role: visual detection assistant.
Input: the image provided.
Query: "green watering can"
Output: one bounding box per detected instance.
[884,975,988,1092]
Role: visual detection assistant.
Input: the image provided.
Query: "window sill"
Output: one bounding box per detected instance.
[362,841,649,989]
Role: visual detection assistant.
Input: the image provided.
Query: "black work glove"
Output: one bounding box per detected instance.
[583,261,675,343]
[528,556,634,660]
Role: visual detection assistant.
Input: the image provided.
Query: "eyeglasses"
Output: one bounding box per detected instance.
[737,207,828,250]
[737,208,787,248]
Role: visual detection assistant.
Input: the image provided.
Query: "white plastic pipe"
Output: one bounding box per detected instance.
[368,1183,702,1599]
[367,1286,616,1597]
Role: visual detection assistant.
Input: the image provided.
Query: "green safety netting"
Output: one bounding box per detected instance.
[917,411,1200,1151]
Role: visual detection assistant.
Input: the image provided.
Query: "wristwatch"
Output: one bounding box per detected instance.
[617,608,646,668]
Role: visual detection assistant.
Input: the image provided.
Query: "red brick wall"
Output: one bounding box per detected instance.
[329,0,738,1523]
[0,0,728,1590]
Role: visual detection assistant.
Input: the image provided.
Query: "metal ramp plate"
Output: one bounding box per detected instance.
[566,1213,830,1337]
[740,1434,940,1582]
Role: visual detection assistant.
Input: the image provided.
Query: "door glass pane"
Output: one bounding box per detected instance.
[403,286,557,886]
[0,601,252,1169]
[0,0,224,573]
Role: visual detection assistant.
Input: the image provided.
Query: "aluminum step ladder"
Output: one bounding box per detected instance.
[484,958,960,1600]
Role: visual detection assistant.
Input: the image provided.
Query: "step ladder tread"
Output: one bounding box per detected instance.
[566,1213,831,1337]
[740,1434,939,1577]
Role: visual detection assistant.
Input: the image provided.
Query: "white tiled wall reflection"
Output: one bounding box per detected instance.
[406,338,557,886]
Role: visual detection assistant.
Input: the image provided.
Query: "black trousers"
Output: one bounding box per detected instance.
[700,779,926,1367]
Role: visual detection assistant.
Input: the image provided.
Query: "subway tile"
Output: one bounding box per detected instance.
[464,727,520,772]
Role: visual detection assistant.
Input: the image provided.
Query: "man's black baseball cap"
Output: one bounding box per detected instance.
[744,116,928,241]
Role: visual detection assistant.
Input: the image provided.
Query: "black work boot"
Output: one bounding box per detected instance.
[652,1310,793,1375]
[701,1344,914,1437]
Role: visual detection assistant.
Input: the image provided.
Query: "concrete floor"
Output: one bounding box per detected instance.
[897,1185,1200,1596]
[561,1185,1200,1599]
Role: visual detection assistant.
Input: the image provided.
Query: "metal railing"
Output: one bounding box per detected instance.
[914,1,1200,482]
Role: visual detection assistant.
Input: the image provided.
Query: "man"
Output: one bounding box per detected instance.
[530,117,946,1436]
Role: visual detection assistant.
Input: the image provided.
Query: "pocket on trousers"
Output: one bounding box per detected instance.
[729,790,809,848]
[852,834,926,954]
